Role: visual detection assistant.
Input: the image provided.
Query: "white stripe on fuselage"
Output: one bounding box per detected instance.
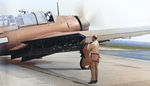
[0,37,8,44]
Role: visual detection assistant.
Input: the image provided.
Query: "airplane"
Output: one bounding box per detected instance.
[1,6,150,69]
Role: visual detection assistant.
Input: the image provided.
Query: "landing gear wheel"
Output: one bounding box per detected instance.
[80,58,90,69]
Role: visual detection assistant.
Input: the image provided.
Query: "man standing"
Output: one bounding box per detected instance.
[87,35,100,84]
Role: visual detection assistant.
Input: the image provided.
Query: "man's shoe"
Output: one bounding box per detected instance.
[88,80,94,84]
[93,80,98,83]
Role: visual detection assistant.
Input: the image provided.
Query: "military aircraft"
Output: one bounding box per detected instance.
[1,8,150,69]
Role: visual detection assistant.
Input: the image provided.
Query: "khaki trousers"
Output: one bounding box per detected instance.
[90,54,99,81]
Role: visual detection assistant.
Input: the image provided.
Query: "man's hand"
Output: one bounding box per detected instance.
[88,42,91,44]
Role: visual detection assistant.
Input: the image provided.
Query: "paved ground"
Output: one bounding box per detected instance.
[0,47,150,86]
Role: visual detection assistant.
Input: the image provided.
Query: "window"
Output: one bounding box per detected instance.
[15,14,37,26]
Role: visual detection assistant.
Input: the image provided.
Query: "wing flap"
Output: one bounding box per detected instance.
[9,33,86,62]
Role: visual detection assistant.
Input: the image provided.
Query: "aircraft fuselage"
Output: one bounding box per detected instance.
[0,11,89,53]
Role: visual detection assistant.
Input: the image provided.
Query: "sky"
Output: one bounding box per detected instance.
[0,0,150,42]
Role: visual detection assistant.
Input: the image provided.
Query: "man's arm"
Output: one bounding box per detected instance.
[87,43,94,51]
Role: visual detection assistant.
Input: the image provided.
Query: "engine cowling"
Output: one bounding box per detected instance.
[74,16,90,31]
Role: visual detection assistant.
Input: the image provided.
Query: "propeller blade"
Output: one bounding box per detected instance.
[73,0,104,28]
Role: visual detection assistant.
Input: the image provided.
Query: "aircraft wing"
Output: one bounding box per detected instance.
[79,26,150,42]
[9,33,86,62]
[5,26,150,62]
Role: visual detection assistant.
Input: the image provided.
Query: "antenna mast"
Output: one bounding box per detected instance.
[57,2,60,16]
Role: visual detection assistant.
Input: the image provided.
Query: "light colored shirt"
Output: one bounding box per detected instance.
[87,40,99,54]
